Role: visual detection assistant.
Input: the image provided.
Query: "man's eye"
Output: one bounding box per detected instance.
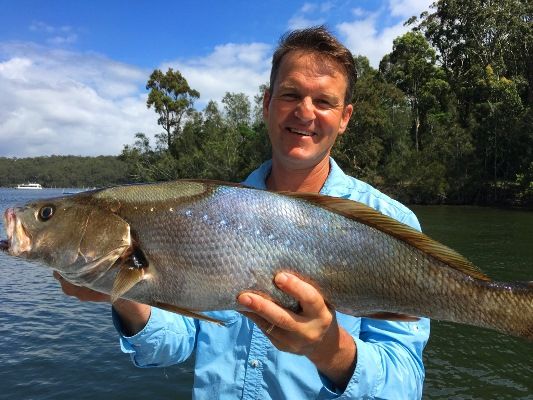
[315,99,332,108]
[280,93,299,100]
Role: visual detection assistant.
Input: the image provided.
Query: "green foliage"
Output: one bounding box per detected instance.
[380,32,448,152]
[0,156,129,188]
[334,56,411,186]
[120,91,270,183]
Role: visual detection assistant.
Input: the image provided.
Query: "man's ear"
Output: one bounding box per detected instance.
[338,103,354,134]
[263,89,271,121]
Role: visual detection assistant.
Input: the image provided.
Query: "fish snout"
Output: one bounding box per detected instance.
[2,208,31,255]
[1,208,14,252]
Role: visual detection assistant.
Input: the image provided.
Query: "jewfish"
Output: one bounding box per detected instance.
[1,180,531,338]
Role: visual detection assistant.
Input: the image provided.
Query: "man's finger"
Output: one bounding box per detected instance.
[274,273,325,316]
[238,292,302,330]
[240,311,271,332]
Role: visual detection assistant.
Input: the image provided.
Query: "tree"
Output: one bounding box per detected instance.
[411,0,533,202]
[222,92,251,128]
[380,32,445,152]
[334,56,411,189]
[412,0,532,111]
[473,66,525,186]
[146,68,200,151]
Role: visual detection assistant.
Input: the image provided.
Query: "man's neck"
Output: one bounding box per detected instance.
[266,157,330,193]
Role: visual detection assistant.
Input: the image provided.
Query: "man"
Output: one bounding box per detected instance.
[56,26,430,399]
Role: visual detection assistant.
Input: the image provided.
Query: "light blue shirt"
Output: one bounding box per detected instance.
[113,158,430,399]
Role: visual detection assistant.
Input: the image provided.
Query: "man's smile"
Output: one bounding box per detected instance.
[287,127,315,137]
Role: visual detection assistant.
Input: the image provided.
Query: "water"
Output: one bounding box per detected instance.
[0,189,531,399]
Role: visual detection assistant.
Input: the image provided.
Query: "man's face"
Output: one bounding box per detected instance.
[264,50,353,170]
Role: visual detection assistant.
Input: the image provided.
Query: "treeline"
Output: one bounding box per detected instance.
[0,156,129,188]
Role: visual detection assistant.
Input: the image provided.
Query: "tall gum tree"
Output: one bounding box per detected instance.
[146,68,200,151]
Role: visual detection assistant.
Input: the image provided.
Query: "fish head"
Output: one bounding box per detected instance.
[1,195,131,286]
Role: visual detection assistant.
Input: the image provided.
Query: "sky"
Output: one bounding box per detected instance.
[0,0,433,158]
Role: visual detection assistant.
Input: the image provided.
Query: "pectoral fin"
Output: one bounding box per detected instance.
[111,267,145,303]
[110,245,149,303]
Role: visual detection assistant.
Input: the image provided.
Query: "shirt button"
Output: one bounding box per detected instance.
[249,359,260,368]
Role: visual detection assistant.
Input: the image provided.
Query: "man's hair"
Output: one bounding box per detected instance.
[269,25,357,104]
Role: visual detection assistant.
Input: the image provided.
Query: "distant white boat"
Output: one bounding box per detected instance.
[16,183,43,190]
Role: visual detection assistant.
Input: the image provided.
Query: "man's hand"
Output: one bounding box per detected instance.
[238,272,357,390]
[52,271,150,336]
[53,271,110,302]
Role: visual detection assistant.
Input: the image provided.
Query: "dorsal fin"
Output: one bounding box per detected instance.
[280,191,491,282]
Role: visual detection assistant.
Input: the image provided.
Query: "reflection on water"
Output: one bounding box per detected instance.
[0,190,531,399]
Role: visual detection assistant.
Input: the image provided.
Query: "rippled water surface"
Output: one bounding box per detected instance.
[0,189,531,399]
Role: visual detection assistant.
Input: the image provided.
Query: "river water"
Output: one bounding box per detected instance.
[0,188,531,399]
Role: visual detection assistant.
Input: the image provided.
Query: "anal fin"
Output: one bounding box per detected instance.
[154,302,225,326]
[361,312,420,322]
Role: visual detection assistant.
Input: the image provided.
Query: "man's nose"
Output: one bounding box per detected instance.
[294,97,316,122]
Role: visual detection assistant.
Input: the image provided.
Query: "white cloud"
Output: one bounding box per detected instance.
[388,0,433,18]
[0,43,159,157]
[163,42,272,110]
[287,2,328,30]
[338,13,406,67]
[29,21,79,46]
[301,3,317,13]
[337,0,433,67]
[0,40,272,157]
[282,0,432,67]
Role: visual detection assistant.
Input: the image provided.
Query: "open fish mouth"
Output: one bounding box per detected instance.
[1,208,13,252]
[2,208,31,255]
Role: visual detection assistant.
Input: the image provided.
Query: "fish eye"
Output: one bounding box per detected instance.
[38,205,55,221]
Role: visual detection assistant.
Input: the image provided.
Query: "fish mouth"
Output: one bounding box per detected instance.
[2,208,31,255]
[1,208,13,252]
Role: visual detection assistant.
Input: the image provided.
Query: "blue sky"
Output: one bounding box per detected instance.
[0,0,433,157]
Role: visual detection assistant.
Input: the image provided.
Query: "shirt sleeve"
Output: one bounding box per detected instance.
[112,306,198,368]
[316,317,429,399]
[349,319,429,398]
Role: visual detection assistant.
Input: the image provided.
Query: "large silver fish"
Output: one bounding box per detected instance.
[1,180,532,338]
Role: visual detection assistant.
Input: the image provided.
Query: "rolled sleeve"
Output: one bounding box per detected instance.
[111,306,198,368]
[317,318,429,399]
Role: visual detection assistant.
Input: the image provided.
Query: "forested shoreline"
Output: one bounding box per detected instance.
[0,156,130,188]
[1,1,531,207]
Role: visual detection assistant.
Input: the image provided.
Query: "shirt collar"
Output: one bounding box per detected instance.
[242,159,272,190]
[243,157,352,198]
[320,158,353,198]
